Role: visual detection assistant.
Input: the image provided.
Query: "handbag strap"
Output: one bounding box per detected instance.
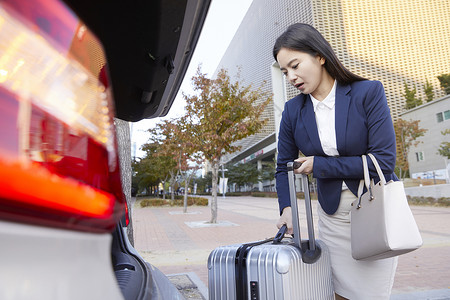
[367,153,387,185]
[356,155,373,209]
[357,155,370,197]
[356,153,387,209]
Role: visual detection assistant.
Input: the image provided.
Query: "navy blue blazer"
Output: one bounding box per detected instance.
[275,80,398,215]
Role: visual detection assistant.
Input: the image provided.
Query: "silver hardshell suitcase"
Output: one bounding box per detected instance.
[208,162,334,299]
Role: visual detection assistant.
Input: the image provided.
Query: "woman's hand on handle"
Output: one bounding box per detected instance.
[277,206,293,235]
[294,156,314,175]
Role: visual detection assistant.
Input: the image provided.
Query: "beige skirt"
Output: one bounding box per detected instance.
[317,189,398,300]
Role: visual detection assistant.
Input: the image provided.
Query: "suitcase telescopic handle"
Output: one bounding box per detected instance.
[287,162,302,248]
[287,162,321,264]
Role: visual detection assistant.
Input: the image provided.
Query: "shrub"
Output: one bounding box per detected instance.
[225,192,249,196]
[194,197,209,206]
[407,196,450,207]
[139,197,209,208]
[293,192,318,200]
[251,191,278,198]
[251,192,268,197]
[438,197,450,206]
[140,199,165,207]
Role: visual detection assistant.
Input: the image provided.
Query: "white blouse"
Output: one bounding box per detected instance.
[310,80,339,157]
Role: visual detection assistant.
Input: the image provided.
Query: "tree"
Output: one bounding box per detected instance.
[171,117,204,212]
[437,73,450,95]
[145,117,204,211]
[260,159,276,183]
[437,129,450,159]
[132,144,160,195]
[403,82,422,110]
[424,78,434,103]
[133,141,175,197]
[144,121,181,200]
[394,118,427,179]
[194,172,212,194]
[227,163,260,191]
[183,67,272,223]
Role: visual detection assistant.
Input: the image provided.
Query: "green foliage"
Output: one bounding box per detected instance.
[260,160,276,182]
[142,118,203,204]
[437,73,450,95]
[403,82,422,110]
[132,141,176,195]
[437,129,450,159]
[251,192,278,198]
[424,78,434,103]
[226,163,260,191]
[394,118,427,179]
[194,173,212,194]
[183,67,272,162]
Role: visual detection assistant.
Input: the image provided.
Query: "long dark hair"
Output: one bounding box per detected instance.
[273,23,366,85]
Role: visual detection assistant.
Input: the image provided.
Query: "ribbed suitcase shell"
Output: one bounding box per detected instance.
[208,245,239,300]
[208,164,334,299]
[208,239,334,300]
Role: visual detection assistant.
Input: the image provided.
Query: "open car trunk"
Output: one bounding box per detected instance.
[63,0,211,299]
[63,0,211,121]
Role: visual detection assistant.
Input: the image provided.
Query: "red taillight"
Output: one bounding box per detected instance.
[0,160,114,217]
[0,0,125,232]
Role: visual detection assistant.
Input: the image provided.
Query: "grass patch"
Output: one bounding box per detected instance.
[139,196,209,208]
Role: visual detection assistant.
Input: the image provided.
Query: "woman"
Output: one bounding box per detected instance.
[274,23,398,299]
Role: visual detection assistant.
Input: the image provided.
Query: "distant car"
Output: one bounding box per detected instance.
[0,0,210,299]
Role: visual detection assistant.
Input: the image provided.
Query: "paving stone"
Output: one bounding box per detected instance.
[133,196,450,299]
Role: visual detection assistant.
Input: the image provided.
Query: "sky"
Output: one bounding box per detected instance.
[131,0,254,158]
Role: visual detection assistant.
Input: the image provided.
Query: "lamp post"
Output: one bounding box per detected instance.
[445,158,450,184]
[221,164,228,198]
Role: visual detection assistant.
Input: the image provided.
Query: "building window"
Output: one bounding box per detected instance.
[445,110,450,120]
[437,112,444,123]
[415,151,424,162]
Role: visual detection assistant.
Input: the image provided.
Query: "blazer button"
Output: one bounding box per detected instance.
[321,172,325,176]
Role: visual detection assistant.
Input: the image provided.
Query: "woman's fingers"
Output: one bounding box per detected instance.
[294,156,314,174]
[277,207,294,234]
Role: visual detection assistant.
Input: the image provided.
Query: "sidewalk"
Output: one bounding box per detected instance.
[132,196,450,299]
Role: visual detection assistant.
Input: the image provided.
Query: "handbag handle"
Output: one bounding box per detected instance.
[367,153,387,184]
[356,154,387,209]
[356,155,370,209]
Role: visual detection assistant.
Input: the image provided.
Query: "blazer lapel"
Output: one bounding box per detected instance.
[301,95,326,155]
[335,83,351,154]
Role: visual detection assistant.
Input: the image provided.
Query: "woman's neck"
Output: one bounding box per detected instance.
[311,72,335,101]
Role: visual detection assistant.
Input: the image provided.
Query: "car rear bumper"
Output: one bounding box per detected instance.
[0,220,124,300]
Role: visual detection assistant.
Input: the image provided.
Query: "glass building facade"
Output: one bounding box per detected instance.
[216,0,450,191]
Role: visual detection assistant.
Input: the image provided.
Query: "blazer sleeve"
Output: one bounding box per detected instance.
[313,81,396,179]
[275,101,299,214]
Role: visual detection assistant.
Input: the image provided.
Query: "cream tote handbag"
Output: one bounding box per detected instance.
[351,153,423,261]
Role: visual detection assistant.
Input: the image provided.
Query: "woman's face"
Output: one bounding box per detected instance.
[277,48,327,98]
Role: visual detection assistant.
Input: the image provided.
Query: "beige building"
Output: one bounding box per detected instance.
[399,95,450,182]
[311,0,449,119]
[216,0,450,191]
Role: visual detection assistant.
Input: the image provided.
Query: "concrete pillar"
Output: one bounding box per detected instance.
[271,61,287,147]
